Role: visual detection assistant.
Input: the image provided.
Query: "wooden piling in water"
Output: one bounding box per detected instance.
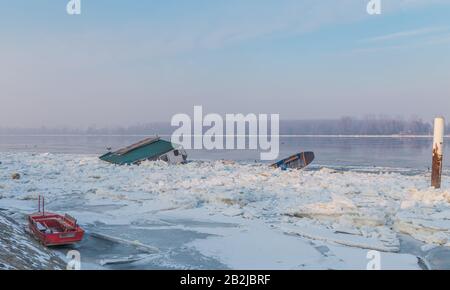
[431,117,445,189]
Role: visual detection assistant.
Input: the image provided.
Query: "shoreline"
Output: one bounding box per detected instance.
[1,134,450,138]
[0,211,65,270]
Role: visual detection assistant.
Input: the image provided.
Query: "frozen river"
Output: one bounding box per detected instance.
[2,135,450,169]
[0,136,449,269]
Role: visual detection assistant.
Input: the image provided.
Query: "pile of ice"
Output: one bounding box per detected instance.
[395,189,450,245]
[1,152,449,255]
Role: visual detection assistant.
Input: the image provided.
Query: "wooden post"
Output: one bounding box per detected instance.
[432,117,445,189]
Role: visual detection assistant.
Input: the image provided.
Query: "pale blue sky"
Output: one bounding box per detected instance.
[1,0,450,127]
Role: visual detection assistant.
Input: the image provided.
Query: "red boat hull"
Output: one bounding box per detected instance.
[28,212,84,246]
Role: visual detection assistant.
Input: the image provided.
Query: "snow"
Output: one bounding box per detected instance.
[187,219,324,269]
[281,223,400,252]
[0,211,65,270]
[1,152,450,269]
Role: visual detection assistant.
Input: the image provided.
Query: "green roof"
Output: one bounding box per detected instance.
[99,137,177,165]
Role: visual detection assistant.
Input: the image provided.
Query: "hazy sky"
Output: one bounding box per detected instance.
[1,0,450,127]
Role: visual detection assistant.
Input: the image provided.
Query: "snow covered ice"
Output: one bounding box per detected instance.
[1,152,450,269]
[0,211,65,270]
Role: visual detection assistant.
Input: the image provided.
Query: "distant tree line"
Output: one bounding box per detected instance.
[0,117,447,136]
[279,117,435,135]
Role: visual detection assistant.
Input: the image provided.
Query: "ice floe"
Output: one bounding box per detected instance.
[0,152,449,269]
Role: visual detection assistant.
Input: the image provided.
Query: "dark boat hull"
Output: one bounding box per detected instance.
[271,151,315,170]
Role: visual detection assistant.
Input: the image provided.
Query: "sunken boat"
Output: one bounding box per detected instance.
[99,137,187,165]
[271,151,315,170]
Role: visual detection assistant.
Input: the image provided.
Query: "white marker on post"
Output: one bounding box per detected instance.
[431,117,445,189]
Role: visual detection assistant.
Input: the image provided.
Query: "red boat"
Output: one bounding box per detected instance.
[28,196,85,246]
